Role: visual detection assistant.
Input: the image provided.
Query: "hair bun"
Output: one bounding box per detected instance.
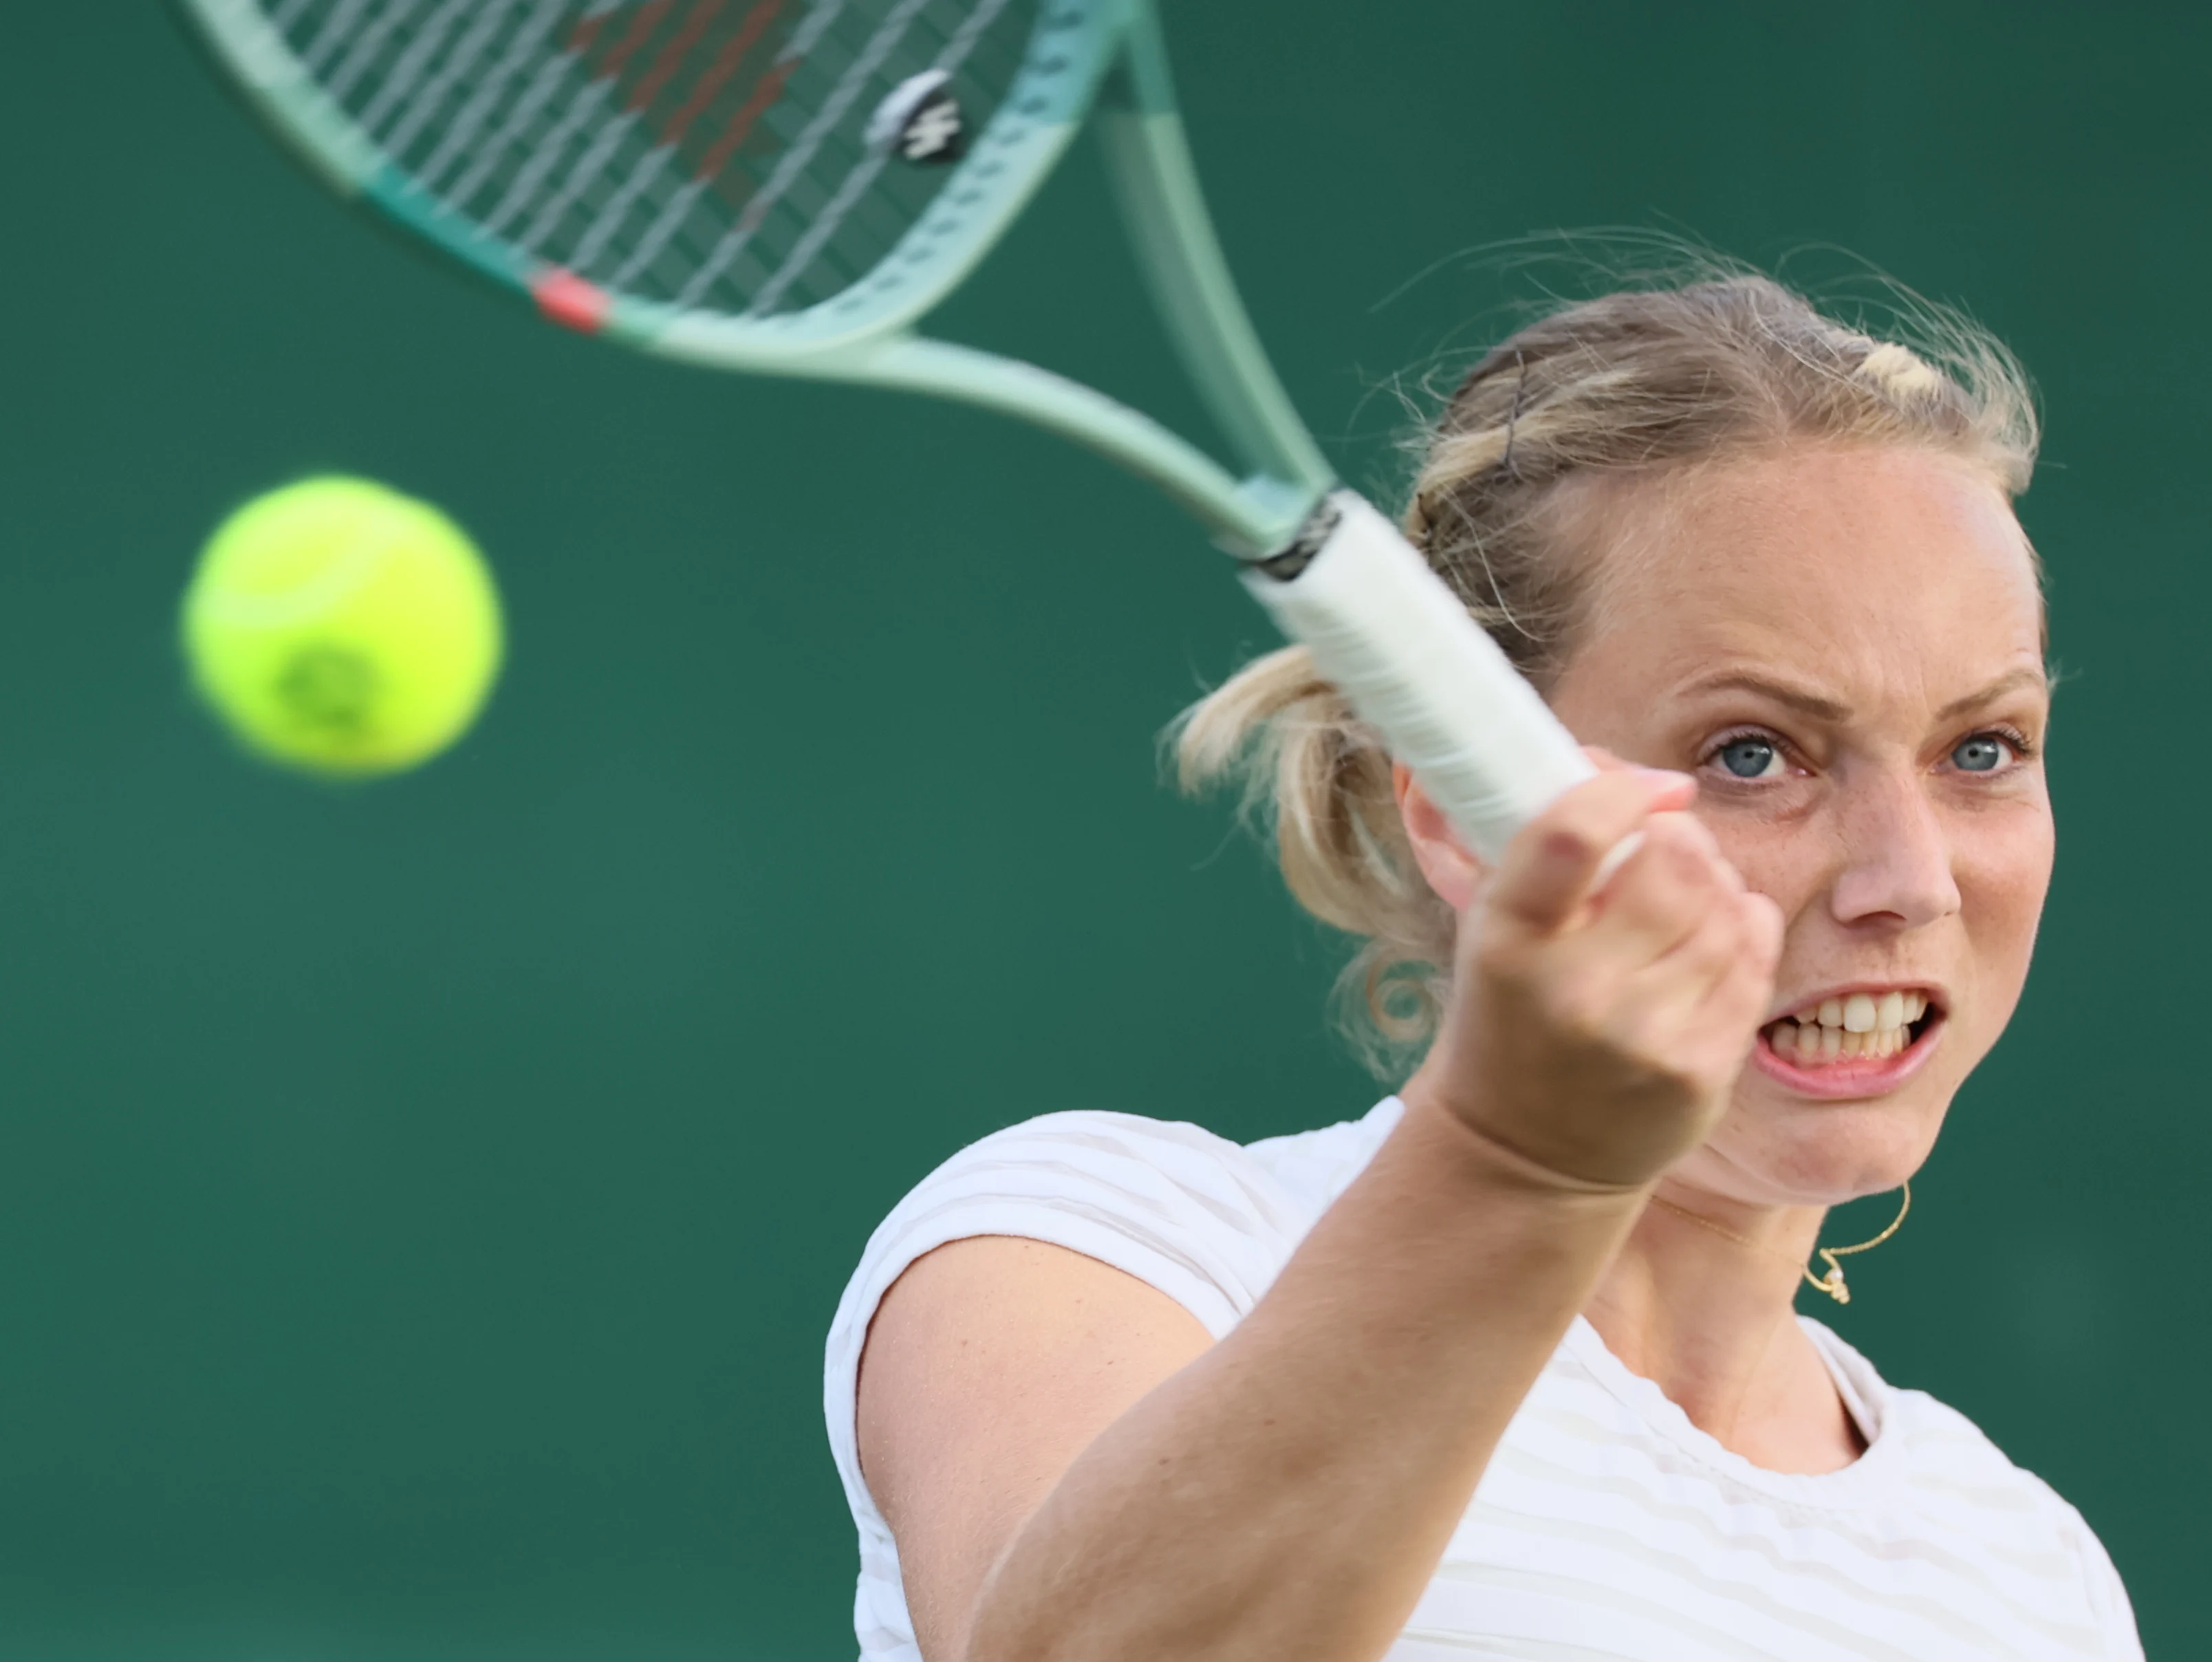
[1857,341,1947,397]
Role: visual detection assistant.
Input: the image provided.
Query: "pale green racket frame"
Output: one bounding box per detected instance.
[178,0,1597,861]
[180,0,1332,555]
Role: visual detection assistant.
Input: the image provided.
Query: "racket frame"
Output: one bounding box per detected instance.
[175,0,1600,861]
[177,0,1330,553]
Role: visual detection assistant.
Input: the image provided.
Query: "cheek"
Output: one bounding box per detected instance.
[1960,803,2055,1004]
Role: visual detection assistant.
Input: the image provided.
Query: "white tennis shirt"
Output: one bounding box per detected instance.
[825,1098,2142,1660]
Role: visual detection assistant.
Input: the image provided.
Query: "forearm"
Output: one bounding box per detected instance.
[963,1097,1645,1662]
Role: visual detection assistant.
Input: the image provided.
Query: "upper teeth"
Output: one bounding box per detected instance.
[1769,986,1929,1066]
[1795,991,1924,1030]
[1769,991,1929,1064]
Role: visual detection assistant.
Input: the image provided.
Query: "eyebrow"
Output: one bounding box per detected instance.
[1676,672,1848,721]
[1677,667,2049,724]
[1933,667,2050,722]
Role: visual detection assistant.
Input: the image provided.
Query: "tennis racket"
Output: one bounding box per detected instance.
[175,0,1594,861]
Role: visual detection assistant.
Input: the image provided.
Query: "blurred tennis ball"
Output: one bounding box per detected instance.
[182,476,504,777]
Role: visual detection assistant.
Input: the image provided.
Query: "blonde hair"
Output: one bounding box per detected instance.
[1177,270,2039,1076]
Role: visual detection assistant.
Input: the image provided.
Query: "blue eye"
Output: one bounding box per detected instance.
[1717,737,1782,779]
[1953,735,2009,773]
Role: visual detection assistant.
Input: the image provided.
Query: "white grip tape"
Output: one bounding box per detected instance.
[1242,491,1595,865]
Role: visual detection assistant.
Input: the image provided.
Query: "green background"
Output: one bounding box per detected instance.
[1,3,2200,1655]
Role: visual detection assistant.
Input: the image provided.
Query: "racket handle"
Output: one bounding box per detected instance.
[1241,491,1596,866]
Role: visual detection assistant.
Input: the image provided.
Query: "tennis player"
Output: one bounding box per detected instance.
[825,275,2143,1661]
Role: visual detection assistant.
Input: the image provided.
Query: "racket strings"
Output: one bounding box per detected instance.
[738,0,1015,315]
[263,0,1037,316]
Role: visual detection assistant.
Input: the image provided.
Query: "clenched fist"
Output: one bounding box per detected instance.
[1405,763,1783,1191]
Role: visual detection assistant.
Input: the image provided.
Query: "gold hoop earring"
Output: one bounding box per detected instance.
[1802,1182,1911,1305]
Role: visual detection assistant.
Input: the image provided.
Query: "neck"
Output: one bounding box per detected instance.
[1583,1183,1865,1474]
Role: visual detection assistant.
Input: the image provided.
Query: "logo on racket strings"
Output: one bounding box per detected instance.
[867,69,967,164]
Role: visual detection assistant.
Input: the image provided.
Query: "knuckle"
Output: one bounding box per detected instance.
[1532,822,1600,870]
[1737,893,1785,958]
[1650,823,1720,882]
[1615,865,1702,936]
[1685,917,1740,971]
[1646,811,1734,874]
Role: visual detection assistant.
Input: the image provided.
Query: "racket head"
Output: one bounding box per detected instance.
[179,0,1130,362]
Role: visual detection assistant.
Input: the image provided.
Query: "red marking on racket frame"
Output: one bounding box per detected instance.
[660,0,785,147]
[628,0,726,113]
[533,268,612,332]
[695,54,797,180]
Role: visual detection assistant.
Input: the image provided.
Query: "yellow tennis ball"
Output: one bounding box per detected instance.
[182,477,504,777]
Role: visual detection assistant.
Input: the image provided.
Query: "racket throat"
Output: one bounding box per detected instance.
[1248,494,1343,582]
[1240,491,1595,865]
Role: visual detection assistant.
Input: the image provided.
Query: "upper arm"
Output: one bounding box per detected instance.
[854,1234,1214,1662]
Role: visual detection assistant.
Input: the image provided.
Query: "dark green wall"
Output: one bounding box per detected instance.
[0,5,2201,1655]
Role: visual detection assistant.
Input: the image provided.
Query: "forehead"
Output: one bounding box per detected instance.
[1566,446,2046,712]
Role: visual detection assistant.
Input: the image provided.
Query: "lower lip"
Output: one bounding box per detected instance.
[1751,1019,1943,1099]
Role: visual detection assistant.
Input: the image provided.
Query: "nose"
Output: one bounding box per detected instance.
[1828,764,1962,929]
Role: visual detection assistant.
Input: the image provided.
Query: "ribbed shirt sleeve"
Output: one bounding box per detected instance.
[821,1110,1318,1656]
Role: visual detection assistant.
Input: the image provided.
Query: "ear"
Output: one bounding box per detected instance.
[1393,763,1486,912]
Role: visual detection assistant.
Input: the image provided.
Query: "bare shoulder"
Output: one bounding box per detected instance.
[857,1235,1211,1659]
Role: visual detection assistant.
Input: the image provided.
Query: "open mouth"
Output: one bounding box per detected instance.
[1761,989,1942,1069]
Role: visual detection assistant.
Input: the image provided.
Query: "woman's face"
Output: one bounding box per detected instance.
[1546,444,2053,1207]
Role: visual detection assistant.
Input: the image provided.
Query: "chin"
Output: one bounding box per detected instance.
[1691,1073,1956,1208]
